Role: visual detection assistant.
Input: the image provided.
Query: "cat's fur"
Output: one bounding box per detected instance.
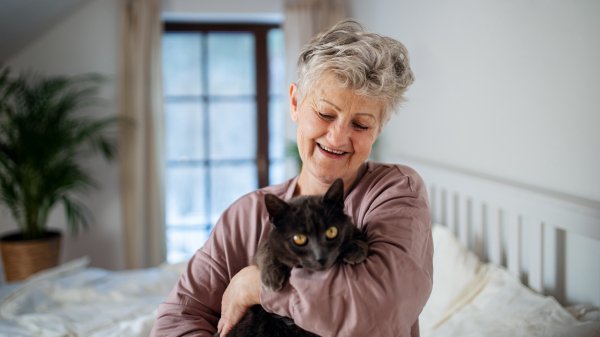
[214,178,369,337]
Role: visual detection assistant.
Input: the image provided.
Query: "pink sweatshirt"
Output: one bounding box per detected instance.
[151,162,433,337]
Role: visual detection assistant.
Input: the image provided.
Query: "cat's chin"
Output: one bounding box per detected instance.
[295,264,332,271]
[308,264,333,272]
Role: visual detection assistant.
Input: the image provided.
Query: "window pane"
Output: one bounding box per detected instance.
[269,96,285,160]
[268,28,286,96]
[207,32,255,96]
[165,102,205,161]
[166,228,209,264]
[210,163,258,223]
[269,159,286,186]
[209,100,256,160]
[166,166,207,226]
[162,33,203,96]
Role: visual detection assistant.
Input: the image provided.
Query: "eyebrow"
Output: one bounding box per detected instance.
[317,99,377,121]
[318,99,341,111]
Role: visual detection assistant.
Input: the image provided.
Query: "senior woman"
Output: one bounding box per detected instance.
[151,19,433,337]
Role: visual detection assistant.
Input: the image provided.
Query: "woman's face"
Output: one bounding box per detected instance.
[290,74,382,189]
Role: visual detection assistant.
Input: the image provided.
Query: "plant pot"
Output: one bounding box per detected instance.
[0,230,61,282]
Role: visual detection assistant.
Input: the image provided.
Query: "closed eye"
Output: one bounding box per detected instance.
[353,123,369,130]
[318,112,334,120]
[319,111,370,130]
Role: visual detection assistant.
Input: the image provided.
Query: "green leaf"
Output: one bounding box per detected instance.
[61,196,93,236]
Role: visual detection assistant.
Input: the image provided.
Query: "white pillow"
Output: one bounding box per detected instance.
[420,224,600,337]
[420,224,492,331]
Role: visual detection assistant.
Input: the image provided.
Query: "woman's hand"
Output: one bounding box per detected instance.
[217,265,261,336]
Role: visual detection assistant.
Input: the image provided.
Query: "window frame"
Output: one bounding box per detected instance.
[162,22,284,262]
[164,22,280,189]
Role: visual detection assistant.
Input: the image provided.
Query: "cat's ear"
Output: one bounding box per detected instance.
[323,178,345,208]
[264,194,290,223]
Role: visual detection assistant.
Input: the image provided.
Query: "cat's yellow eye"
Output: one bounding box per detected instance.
[293,234,307,246]
[326,227,338,239]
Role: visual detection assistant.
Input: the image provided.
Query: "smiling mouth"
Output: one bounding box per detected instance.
[317,143,346,155]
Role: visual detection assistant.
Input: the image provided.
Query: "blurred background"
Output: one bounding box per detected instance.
[0,0,598,272]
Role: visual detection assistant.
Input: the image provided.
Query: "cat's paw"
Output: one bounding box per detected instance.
[342,240,369,265]
[261,268,286,292]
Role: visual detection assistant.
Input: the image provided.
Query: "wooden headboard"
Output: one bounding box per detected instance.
[384,155,600,307]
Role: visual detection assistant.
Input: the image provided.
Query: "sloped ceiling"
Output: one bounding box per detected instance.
[0,0,94,61]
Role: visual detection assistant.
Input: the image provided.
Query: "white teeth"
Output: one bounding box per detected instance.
[318,143,344,155]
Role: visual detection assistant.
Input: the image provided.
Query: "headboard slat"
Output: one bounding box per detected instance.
[488,203,502,266]
[529,220,544,293]
[473,198,485,261]
[446,190,455,234]
[507,211,521,279]
[434,185,444,226]
[458,194,469,249]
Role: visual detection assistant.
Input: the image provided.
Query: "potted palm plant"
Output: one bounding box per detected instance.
[0,65,120,281]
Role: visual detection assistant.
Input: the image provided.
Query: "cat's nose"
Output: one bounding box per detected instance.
[318,258,327,266]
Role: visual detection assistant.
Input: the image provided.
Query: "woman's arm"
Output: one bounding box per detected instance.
[150,250,226,336]
[260,166,434,337]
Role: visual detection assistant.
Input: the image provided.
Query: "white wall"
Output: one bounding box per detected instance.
[3,0,125,271]
[348,0,600,203]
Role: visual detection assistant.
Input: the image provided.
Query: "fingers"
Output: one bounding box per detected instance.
[218,305,229,333]
[218,283,230,332]
[217,266,261,336]
[219,303,248,336]
[217,317,225,333]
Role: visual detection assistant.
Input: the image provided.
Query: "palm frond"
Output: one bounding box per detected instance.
[60,196,93,236]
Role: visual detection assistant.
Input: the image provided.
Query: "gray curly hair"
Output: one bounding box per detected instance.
[295,19,414,128]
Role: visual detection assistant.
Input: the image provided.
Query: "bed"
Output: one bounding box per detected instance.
[0,157,599,336]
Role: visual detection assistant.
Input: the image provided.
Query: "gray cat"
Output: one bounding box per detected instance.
[214,178,369,337]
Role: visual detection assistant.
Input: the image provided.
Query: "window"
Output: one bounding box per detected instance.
[162,23,286,263]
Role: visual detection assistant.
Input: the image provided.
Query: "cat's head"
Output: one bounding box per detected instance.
[264,178,354,271]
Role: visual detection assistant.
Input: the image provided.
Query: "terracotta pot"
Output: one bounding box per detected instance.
[0,230,61,282]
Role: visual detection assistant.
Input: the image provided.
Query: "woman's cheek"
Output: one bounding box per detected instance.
[305,114,323,131]
[297,127,311,160]
[366,129,378,145]
[356,132,377,156]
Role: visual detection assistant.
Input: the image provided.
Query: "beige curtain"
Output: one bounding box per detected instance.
[119,0,166,269]
[283,0,346,88]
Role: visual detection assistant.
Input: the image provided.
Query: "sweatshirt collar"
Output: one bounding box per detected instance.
[283,162,369,201]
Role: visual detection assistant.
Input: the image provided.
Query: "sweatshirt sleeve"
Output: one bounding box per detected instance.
[151,192,266,337]
[260,165,434,337]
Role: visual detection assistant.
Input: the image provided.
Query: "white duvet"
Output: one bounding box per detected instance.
[0,225,598,337]
[0,257,186,337]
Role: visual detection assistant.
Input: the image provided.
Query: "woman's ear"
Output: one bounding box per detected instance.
[289,83,299,123]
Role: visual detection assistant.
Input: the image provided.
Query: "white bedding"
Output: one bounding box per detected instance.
[0,257,186,337]
[421,224,600,337]
[0,225,598,336]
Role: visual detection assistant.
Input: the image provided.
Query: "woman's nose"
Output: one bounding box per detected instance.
[327,122,350,147]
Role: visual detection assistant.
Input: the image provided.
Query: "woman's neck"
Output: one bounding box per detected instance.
[294,169,358,197]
